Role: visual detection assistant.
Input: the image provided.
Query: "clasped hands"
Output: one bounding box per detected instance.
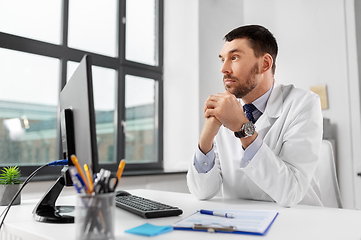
[199,91,251,154]
[204,90,248,132]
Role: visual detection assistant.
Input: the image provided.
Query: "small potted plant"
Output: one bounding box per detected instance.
[0,166,21,206]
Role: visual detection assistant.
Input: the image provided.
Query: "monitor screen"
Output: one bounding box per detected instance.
[60,55,99,176]
[33,55,100,223]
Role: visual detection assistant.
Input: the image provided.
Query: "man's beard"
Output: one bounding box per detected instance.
[224,62,259,98]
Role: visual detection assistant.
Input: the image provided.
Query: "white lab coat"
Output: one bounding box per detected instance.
[187,83,324,207]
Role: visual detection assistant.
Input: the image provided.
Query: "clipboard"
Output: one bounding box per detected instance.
[172,209,278,235]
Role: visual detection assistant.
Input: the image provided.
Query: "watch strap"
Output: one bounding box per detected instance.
[234,121,255,138]
[234,130,246,138]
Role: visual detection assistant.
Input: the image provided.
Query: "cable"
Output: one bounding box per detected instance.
[48,159,68,166]
[0,159,68,229]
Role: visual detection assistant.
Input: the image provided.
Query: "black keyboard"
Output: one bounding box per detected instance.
[115,190,183,219]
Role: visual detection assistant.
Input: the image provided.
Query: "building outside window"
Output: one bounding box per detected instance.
[0,0,164,178]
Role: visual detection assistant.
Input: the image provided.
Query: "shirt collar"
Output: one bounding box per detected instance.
[251,83,274,113]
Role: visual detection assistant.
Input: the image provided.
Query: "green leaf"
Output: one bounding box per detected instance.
[0,166,21,185]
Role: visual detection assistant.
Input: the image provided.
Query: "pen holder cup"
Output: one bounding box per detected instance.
[75,192,115,240]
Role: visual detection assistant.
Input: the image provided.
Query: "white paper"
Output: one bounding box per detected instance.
[173,210,278,234]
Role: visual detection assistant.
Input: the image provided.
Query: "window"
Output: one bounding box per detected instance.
[125,75,158,164]
[0,0,164,178]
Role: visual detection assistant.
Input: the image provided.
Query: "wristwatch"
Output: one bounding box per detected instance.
[234,121,255,138]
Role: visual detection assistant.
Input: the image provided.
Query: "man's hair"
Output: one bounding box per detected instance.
[224,25,278,75]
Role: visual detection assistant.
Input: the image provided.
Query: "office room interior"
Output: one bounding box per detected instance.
[1,0,361,211]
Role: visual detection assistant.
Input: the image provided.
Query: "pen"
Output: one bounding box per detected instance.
[84,164,94,193]
[76,173,88,193]
[69,168,85,194]
[70,155,92,194]
[103,170,111,193]
[199,209,235,218]
[116,160,126,180]
[93,169,105,194]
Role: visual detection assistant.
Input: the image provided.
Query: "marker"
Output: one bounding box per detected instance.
[69,168,85,194]
[116,160,126,180]
[93,169,105,194]
[76,173,88,193]
[103,170,111,193]
[84,164,94,193]
[199,209,235,218]
[70,155,91,194]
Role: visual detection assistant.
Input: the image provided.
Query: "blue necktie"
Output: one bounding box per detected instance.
[243,104,257,124]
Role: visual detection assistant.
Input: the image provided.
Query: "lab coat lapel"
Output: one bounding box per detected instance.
[255,82,283,139]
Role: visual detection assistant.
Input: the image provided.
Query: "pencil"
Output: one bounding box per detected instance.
[84,164,94,193]
[70,155,92,194]
[116,160,126,180]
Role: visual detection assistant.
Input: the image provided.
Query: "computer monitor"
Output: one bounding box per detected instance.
[33,55,99,223]
[60,55,99,175]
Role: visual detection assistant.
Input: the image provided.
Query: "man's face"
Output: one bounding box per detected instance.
[219,38,261,98]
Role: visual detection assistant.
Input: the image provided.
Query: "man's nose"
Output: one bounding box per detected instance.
[221,60,231,74]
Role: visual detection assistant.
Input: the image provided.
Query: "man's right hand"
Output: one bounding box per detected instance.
[199,117,222,154]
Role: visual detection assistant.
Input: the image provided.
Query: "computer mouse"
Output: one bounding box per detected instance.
[115,190,131,197]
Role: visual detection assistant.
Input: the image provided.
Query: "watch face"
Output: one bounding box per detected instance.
[243,122,255,136]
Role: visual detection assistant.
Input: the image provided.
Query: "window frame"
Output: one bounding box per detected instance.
[0,0,164,179]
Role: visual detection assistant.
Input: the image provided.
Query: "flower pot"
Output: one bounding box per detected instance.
[0,184,21,206]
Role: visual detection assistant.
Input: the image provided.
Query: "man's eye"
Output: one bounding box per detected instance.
[231,56,239,61]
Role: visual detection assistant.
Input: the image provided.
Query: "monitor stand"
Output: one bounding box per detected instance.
[32,168,74,223]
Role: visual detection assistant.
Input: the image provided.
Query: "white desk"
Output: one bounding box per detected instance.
[1,189,361,240]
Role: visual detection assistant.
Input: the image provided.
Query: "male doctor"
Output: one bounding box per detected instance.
[187,25,323,207]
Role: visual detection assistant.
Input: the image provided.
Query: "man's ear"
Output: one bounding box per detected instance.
[261,54,273,73]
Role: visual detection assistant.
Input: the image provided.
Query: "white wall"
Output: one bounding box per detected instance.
[163,0,200,172]
[349,0,361,209]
